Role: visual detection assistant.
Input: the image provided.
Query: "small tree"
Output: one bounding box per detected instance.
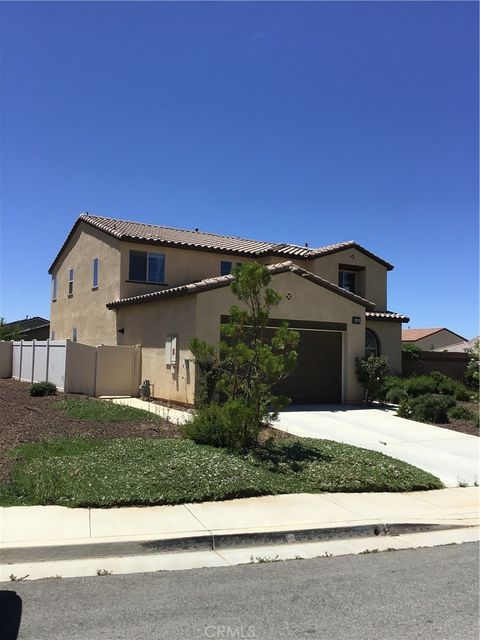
[464,339,479,390]
[189,263,299,449]
[401,343,422,360]
[355,354,391,403]
[0,317,21,341]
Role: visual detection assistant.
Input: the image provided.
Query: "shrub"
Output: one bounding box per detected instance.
[182,399,259,450]
[385,386,408,404]
[398,394,455,424]
[402,375,438,398]
[448,405,476,422]
[463,340,479,390]
[29,381,57,397]
[401,343,423,360]
[354,355,391,403]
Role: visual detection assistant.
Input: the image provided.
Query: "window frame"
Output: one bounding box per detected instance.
[365,329,380,357]
[51,274,57,301]
[128,250,166,284]
[92,258,99,289]
[338,269,356,294]
[220,260,233,276]
[68,268,74,296]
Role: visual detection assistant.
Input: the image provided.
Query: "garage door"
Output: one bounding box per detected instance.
[269,328,343,404]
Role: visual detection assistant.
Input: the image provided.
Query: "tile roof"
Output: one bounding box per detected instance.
[402,328,444,341]
[432,337,479,352]
[366,311,410,323]
[106,261,376,310]
[4,316,50,331]
[48,214,394,272]
[402,328,467,342]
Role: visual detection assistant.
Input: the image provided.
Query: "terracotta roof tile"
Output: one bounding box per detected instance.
[48,214,394,272]
[402,328,444,341]
[367,311,410,323]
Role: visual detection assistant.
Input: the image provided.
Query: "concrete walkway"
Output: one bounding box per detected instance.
[1,488,478,581]
[275,405,480,487]
[105,396,192,425]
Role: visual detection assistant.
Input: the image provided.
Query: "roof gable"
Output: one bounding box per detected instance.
[106,261,376,310]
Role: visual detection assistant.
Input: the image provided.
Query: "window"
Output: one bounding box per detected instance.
[68,269,74,295]
[128,250,165,283]
[220,261,233,276]
[365,329,380,357]
[52,275,57,300]
[51,331,55,340]
[72,328,77,342]
[338,270,356,293]
[220,261,243,276]
[92,258,99,288]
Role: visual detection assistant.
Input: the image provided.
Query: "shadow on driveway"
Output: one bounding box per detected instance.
[0,591,22,640]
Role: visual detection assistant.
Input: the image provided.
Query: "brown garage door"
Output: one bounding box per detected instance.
[269,329,343,404]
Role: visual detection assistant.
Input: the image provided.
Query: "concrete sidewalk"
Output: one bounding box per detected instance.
[106,396,192,424]
[1,488,478,581]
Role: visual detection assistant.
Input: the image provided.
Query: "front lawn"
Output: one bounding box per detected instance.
[0,436,443,508]
[54,398,162,423]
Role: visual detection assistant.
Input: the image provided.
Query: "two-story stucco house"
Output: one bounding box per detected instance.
[49,213,409,405]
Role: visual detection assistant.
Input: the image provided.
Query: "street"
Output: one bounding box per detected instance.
[2,543,478,640]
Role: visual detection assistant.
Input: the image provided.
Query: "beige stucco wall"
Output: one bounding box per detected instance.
[0,341,13,378]
[296,248,388,311]
[64,340,97,396]
[195,271,367,403]
[366,320,402,374]
[116,296,197,405]
[407,330,466,352]
[119,241,262,300]
[50,223,121,346]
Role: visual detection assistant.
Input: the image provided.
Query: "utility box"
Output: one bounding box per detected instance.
[165,335,178,368]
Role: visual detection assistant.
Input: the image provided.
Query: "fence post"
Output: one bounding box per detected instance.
[31,339,36,383]
[45,339,50,382]
[18,340,23,381]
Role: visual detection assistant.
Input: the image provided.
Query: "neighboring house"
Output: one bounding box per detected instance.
[432,336,479,353]
[49,213,409,405]
[402,328,467,352]
[3,316,50,340]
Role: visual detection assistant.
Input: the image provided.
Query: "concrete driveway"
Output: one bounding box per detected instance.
[275,405,480,487]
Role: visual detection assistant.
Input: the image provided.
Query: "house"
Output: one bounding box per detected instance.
[49,213,409,405]
[402,328,467,352]
[3,316,50,340]
[432,336,478,353]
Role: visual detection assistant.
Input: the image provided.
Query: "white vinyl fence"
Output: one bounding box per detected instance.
[2,339,141,397]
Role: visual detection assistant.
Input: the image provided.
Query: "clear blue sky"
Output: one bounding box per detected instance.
[1,1,478,338]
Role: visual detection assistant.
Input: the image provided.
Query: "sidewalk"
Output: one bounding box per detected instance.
[1,488,479,580]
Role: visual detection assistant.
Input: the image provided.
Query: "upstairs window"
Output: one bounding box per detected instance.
[68,269,74,295]
[92,258,99,288]
[52,275,57,300]
[220,261,233,276]
[338,270,356,293]
[220,261,243,276]
[129,250,165,283]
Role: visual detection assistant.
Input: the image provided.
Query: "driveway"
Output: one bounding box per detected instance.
[275,405,479,487]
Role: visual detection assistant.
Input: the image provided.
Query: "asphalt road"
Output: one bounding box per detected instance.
[2,543,478,640]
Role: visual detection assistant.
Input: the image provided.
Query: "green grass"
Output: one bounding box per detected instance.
[54,398,162,423]
[0,436,443,508]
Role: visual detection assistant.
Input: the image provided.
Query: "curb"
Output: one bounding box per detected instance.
[2,522,469,565]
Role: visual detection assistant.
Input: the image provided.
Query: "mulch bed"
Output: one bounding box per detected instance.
[433,420,479,438]
[0,379,181,483]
